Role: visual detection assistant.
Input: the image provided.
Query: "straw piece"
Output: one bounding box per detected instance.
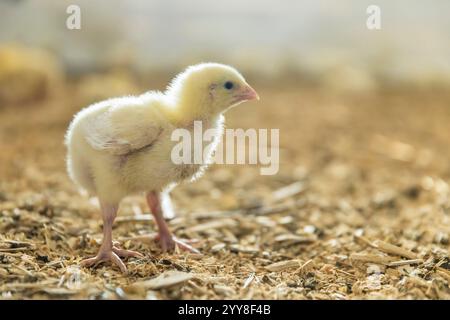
[372,240,418,259]
[274,234,316,243]
[265,260,301,272]
[214,284,235,296]
[242,273,255,289]
[272,182,307,202]
[350,253,395,265]
[187,219,237,232]
[116,215,153,223]
[387,259,423,267]
[131,271,194,290]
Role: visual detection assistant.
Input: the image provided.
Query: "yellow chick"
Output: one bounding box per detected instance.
[65,63,259,273]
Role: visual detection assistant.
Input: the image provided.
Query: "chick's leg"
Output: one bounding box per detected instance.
[80,202,143,273]
[146,191,199,253]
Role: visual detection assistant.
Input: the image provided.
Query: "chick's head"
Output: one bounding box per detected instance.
[167,63,259,118]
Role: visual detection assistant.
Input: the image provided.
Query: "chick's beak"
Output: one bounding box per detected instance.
[236,84,259,102]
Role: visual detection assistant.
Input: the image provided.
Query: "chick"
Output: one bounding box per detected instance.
[65,63,259,272]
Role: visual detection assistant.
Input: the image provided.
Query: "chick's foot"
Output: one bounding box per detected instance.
[146,191,200,254]
[155,231,200,254]
[112,243,144,258]
[80,244,143,273]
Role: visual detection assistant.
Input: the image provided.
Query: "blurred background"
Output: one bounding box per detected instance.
[1,0,450,88]
[0,0,450,300]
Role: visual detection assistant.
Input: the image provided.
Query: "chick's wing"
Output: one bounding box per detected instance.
[83,103,164,156]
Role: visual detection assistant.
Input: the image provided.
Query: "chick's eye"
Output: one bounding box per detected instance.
[224,81,234,90]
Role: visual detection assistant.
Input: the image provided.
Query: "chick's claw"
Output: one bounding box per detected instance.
[80,251,128,274]
[80,245,143,274]
[112,246,144,258]
[155,233,200,254]
[112,242,144,258]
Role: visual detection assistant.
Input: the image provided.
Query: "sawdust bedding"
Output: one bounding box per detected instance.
[0,78,449,300]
